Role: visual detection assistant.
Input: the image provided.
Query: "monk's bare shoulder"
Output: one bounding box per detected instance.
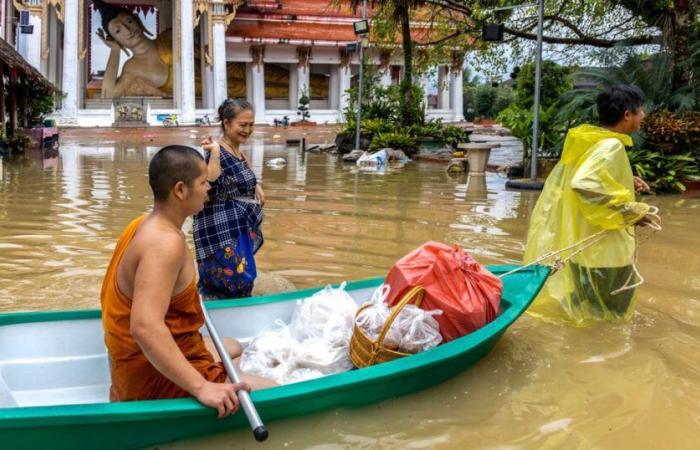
[134,217,187,261]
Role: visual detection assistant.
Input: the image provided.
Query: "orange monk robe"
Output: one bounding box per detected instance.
[100,216,225,401]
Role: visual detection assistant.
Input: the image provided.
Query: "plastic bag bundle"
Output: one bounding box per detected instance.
[289,283,357,347]
[355,285,402,350]
[355,285,443,354]
[240,283,358,384]
[239,324,297,382]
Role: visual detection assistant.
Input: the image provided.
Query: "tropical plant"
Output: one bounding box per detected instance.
[5,129,35,154]
[297,88,311,121]
[368,130,418,155]
[627,147,700,192]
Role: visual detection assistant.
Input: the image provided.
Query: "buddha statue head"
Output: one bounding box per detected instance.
[92,0,154,50]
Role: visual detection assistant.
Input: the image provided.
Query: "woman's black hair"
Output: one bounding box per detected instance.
[218,98,254,130]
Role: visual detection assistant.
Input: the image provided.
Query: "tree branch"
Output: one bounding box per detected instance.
[503,26,661,47]
[415,30,462,46]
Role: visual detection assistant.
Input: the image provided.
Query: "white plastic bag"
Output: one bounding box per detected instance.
[355,284,443,354]
[240,283,359,385]
[393,304,443,354]
[289,283,357,346]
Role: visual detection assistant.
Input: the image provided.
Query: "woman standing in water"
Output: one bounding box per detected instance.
[193,99,264,299]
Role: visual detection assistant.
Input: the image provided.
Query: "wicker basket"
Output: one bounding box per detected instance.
[349,286,425,368]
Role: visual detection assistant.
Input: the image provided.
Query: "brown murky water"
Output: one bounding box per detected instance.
[1,128,698,449]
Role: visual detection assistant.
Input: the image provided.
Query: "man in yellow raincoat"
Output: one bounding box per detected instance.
[524,85,655,325]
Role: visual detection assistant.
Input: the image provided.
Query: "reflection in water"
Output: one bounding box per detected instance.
[0,128,699,449]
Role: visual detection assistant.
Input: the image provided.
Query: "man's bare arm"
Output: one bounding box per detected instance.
[129,235,207,395]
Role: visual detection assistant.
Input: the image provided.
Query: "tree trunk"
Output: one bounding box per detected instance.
[399,2,415,125]
[671,0,693,92]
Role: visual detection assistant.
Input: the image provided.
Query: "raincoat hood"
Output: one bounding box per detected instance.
[560,124,633,164]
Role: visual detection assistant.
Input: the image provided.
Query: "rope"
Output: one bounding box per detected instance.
[499,206,662,294]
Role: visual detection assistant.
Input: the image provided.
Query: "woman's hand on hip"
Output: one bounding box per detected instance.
[255,184,265,207]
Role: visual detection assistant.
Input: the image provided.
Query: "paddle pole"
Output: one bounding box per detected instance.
[199,299,269,442]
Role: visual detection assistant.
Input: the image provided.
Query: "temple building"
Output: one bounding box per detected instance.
[2,0,465,127]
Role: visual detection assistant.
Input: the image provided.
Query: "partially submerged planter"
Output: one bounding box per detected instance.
[291,120,317,127]
[457,142,499,176]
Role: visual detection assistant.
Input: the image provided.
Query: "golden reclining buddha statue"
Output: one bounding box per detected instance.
[92,0,328,100]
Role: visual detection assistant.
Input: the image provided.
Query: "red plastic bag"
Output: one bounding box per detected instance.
[384,242,503,342]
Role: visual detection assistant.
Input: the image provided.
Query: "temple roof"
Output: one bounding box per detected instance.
[228,0,455,46]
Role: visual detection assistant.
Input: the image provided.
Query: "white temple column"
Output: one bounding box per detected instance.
[450,67,464,122]
[179,0,196,123]
[338,64,351,121]
[421,74,431,111]
[379,67,392,87]
[211,2,229,109]
[288,65,298,110]
[328,68,339,110]
[249,46,266,123]
[438,66,450,110]
[20,10,42,71]
[59,0,79,124]
[296,64,309,104]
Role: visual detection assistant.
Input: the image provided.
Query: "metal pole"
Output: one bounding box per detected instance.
[530,0,544,179]
[354,0,367,150]
[200,299,268,442]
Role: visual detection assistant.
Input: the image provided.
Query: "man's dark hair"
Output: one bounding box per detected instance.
[148,145,204,202]
[597,85,646,126]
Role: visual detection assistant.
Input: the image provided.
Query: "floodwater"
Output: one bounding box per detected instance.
[0,127,698,449]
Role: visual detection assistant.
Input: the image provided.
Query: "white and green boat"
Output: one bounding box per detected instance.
[0,265,548,449]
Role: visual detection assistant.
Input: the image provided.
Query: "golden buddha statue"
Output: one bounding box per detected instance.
[92,0,326,100]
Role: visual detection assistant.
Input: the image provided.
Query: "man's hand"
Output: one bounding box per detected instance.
[633,176,650,193]
[201,136,219,154]
[635,213,659,228]
[255,184,265,207]
[194,381,251,418]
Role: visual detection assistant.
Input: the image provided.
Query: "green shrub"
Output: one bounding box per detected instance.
[627,148,700,192]
[369,131,418,155]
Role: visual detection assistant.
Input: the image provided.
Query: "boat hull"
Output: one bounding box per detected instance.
[0,265,548,449]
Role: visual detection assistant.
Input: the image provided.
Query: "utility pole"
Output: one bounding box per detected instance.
[530,0,544,179]
[354,0,367,150]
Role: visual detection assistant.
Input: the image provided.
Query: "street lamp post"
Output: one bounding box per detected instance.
[484,1,544,180]
[530,0,544,179]
[354,0,368,150]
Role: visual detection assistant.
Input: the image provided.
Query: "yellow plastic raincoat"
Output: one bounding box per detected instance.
[524,124,649,325]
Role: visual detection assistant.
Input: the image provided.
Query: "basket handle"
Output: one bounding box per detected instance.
[375,286,424,347]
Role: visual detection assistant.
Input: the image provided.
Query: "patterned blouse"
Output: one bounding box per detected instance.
[193,147,264,261]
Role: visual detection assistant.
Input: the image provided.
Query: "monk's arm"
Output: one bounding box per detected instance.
[129,238,207,396]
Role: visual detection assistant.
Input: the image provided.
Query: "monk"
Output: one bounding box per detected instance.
[101,145,274,418]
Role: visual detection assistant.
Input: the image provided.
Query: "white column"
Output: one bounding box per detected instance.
[338,64,351,121]
[21,12,42,71]
[179,0,196,123]
[328,68,339,110]
[379,67,392,87]
[421,73,431,110]
[288,65,298,110]
[451,67,464,122]
[438,66,450,110]
[211,18,228,109]
[59,0,79,124]
[297,64,309,105]
[251,63,266,123]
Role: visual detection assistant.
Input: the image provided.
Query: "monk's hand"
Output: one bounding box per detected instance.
[200,136,219,154]
[96,28,120,52]
[634,176,651,193]
[195,380,250,418]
